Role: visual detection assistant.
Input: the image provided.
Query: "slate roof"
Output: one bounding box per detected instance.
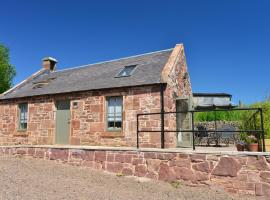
[0,49,173,100]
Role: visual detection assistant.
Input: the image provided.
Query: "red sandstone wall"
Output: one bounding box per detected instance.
[0,85,165,147]
[2,147,270,197]
[0,96,55,145]
[70,86,162,147]
[162,44,193,147]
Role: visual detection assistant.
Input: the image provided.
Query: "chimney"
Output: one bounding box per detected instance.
[42,57,58,71]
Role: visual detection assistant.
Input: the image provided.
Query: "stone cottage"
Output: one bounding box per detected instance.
[0,44,192,147]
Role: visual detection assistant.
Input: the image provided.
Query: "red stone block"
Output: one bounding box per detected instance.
[95,151,106,162]
[156,153,175,160]
[72,120,80,129]
[192,161,210,173]
[122,167,133,176]
[71,150,84,159]
[144,152,157,159]
[28,123,38,131]
[28,148,35,156]
[90,122,104,132]
[225,188,238,194]
[260,171,270,184]
[158,163,170,181]
[107,162,123,173]
[246,183,255,191]
[237,173,248,182]
[90,105,102,112]
[132,158,145,165]
[177,153,189,159]
[247,156,270,171]
[237,157,247,165]
[107,153,115,162]
[212,157,241,177]
[70,137,80,145]
[195,171,209,181]
[4,148,10,154]
[233,181,247,190]
[248,171,260,183]
[84,151,95,161]
[115,154,125,163]
[50,149,69,161]
[16,148,27,155]
[135,164,147,177]
[147,159,161,173]
[170,158,191,168]
[190,154,206,162]
[255,183,270,196]
[173,166,195,182]
[40,120,53,129]
[44,104,53,112]
[206,155,220,161]
[35,150,45,158]
[124,154,133,163]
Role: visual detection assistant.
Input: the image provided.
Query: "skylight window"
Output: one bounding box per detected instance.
[116,65,137,77]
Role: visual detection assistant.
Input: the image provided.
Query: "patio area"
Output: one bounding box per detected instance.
[137,106,266,152]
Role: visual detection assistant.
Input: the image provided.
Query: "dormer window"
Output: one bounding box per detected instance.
[115,65,137,77]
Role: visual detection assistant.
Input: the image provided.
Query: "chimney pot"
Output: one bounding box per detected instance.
[42,57,58,71]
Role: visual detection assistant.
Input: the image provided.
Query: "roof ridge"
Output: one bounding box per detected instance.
[53,48,173,73]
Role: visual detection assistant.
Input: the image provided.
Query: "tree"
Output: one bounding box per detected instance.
[0,44,16,94]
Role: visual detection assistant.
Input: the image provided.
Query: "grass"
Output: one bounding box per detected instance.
[116,172,124,177]
[170,181,181,189]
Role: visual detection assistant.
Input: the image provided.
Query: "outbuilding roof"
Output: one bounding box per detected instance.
[0,49,173,100]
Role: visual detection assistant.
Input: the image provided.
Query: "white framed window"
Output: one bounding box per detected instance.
[18,103,28,130]
[115,65,137,77]
[106,96,123,131]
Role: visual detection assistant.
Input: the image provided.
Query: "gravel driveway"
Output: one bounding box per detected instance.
[0,156,264,200]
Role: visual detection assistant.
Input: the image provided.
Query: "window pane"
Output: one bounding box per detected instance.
[115,122,122,128]
[107,113,114,122]
[115,113,122,121]
[117,65,136,77]
[21,123,27,130]
[108,121,115,129]
[20,113,25,121]
[115,98,122,113]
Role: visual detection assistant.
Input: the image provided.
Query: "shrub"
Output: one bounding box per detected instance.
[242,101,270,139]
[195,110,243,122]
[194,101,270,139]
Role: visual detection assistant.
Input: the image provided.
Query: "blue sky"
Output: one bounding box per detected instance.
[1,0,269,104]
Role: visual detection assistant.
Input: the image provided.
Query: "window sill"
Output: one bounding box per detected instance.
[100,132,125,138]
[17,129,27,132]
[14,131,28,137]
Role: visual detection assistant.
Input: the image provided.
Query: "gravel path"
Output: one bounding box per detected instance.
[0,156,264,200]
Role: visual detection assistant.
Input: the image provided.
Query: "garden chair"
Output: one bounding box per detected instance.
[216,124,237,146]
[195,125,210,146]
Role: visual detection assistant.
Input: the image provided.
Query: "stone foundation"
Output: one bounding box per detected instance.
[1,146,270,197]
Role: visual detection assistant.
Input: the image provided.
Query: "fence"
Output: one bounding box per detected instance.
[136,107,265,151]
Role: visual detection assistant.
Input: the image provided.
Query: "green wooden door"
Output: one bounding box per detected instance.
[55,100,70,144]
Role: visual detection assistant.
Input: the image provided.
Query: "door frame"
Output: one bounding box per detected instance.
[176,97,192,147]
[54,99,71,145]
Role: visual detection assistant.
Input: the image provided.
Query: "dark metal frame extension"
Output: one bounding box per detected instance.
[136,107,265,151]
